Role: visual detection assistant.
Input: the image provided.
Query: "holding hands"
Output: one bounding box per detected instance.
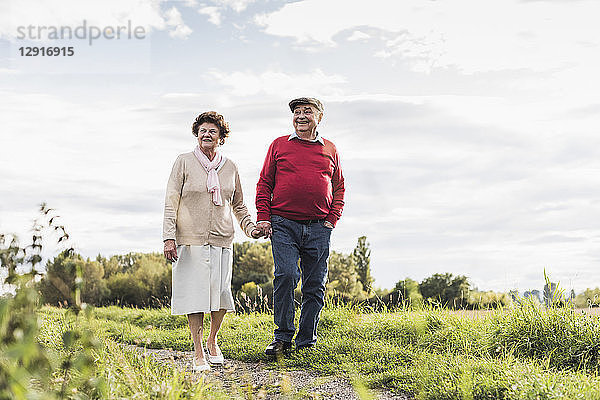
[256,221,272,239]
[165,225,266,263]
[251,222,270,239]
[251,228,263,239]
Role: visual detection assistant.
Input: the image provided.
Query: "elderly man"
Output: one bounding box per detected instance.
[256,97,345,355]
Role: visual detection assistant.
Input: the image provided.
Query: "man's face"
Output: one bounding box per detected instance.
[292,104,321,135]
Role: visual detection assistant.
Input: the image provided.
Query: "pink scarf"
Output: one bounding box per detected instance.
[193,146,224,206]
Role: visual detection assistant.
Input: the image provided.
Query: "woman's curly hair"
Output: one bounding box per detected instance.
[191,111,230,145]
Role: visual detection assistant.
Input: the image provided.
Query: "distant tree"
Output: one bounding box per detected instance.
[38,250,109,306]
[468,290,510,309]
[259,280,274,301]
[95,254,121,278]
[99,252,171,307]
[109,253,139,274]
[131,253,171,305]
[327,251,367,301]
[232,241,274,291]
[233,241,253,267]
[523,290,541,303]
[82,259,110,304]
[394,278,423,305]
[373,287,392,298]
[419,273,470,308]
[240,281,259,298]
[574,288,600,308]
[543,282,558,306]
[41,250,173,308]
[353,236,373,294]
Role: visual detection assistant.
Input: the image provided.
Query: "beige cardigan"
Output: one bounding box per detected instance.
[163,152,256,247]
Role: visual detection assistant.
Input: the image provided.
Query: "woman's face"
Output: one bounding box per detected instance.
[197,122,220,152]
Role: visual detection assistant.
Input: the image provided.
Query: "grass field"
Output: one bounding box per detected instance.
[36,303,600,399]
[33,308,227,399]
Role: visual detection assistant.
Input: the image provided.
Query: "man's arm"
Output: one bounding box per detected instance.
[325,148,345,227]
[255,141,277,236]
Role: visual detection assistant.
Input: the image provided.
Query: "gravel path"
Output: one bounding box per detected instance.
[122,344,411,400]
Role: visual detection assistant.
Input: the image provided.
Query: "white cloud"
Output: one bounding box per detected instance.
[0,0,193,40]
[255,0,600,74]
[0,89,277,262]
[0,68,20,74]
[208,68,347,97]
[3,86,600,293]
[165,6,192,38]
[198,6,222,26]
[0,90,188,256]
[197,0,256,25]
[212,0,255,13]
[3,0,600,295]
[347,30,370,42]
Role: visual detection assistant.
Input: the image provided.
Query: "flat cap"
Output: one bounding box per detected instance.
[289,97,323,113]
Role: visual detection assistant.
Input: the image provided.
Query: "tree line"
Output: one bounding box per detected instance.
[38,251,171,308]
[35,235,512,310]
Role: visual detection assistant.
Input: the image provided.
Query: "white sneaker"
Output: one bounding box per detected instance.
[206,344,224,365]
[192,355,211,372]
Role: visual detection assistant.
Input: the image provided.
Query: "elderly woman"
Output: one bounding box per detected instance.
[163,111,261,372]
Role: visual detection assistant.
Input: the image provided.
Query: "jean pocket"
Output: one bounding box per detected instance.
[270,215,285,223]
[321,221,333,229]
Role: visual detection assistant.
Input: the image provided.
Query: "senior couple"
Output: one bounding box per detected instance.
[163,97,345,372]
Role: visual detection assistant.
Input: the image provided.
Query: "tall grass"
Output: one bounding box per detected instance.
[489,302,600,371]
[39,301,600,400]
[38,306,233,399]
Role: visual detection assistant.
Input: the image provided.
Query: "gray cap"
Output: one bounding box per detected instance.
[289,97,323,113]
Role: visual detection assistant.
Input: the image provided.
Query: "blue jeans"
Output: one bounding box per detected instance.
[270,215,332,346]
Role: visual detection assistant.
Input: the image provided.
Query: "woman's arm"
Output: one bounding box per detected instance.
[231,168,260,238]
[163,155,184,260]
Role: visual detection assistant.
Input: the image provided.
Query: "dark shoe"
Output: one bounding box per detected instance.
[295,343,315,351]
[265,340,292,356]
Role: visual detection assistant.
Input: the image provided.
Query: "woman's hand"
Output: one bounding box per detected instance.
[256,221,272,239]
[164,239,178,262]
[251,228,264,239]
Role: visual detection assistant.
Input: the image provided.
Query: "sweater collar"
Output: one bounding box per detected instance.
[288,131,324,145]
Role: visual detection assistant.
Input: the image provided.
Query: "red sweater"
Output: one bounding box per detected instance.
[256,135,345,226]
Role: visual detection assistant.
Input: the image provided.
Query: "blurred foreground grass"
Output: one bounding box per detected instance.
[38,303,600,399]
[35,308,229,399]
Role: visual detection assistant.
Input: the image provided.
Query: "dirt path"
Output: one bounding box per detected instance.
[122,344,410,400]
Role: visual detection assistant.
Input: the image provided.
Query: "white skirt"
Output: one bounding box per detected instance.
[171,244,235,315]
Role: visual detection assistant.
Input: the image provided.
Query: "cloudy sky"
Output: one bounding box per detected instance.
[1,0,600,293]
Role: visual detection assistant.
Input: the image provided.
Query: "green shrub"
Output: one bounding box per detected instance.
[489,301,600,371]
[0,204,103,399]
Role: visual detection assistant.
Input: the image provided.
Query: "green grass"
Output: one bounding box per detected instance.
[38,303,600,399]
[36,307,232,399]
